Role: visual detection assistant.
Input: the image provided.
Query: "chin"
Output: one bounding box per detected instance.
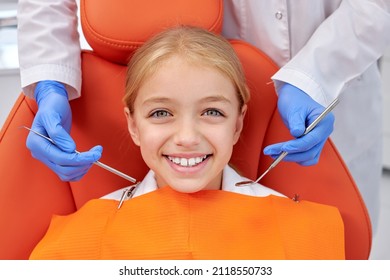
[168,182,208,193]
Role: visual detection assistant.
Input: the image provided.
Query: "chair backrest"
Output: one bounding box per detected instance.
[0,0,371,259]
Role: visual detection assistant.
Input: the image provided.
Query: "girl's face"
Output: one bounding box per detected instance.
[125,55,247,192]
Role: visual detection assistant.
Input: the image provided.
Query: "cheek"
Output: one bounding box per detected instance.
[206,123,237,151]
[139,129,162,147]
[138,125,169,156]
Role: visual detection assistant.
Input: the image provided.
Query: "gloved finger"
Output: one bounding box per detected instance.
[277,141,325,164]
[285,108,307,138]
[40,156,92,181]
[296,143,325,166]
[297,154,321,166]
[54,164,92,182]
[264,139,326,166]
[304,109,335,139]
[263,140,317,160]
[263,136,318,156]
[263,142,284,156]
[26,129,57,158]
[281,132,321,153]
[31,144,102,167]
[262,128,321,156]
[60,145,103,166]
[29,111,76,154]
[40,112,76,153]
[282,120,333,153]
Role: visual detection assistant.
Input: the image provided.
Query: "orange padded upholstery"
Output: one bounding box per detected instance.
[0,0,371,259]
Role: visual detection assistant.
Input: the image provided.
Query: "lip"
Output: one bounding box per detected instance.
[164,153,211,174]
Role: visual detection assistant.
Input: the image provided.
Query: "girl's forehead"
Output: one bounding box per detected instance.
[157,54,207,71]
[141,61,234,96]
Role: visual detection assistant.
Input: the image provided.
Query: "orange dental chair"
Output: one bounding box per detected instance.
[0,0,371,259]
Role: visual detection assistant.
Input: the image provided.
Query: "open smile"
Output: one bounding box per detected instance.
[165,155,211,167]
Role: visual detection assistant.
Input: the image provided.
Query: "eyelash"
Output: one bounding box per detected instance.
[202,109,225,117]
[149,110,172,118]
[148,108,225,118]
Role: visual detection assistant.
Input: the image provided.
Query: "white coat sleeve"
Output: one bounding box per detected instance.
[272,0,390,106]
[17,0,81,100]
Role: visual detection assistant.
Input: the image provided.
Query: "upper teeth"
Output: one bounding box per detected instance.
[168,155,207,167]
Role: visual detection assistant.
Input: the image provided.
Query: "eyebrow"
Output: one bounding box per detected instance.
[200,95,232,104]
[142,95,232,106]
[142,97,172,106]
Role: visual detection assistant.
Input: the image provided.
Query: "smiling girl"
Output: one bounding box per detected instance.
[29,26,344,260]
[124,25,249,194]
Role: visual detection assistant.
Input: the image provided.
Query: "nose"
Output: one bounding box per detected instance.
[173,117,201,147]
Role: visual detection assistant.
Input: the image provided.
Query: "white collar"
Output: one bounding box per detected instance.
[101,165,284,201]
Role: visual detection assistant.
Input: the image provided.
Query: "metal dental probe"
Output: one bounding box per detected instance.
[235,98,340,187]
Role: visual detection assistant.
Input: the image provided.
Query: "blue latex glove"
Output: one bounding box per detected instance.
[263,83,335,166]
[26,80,102,181]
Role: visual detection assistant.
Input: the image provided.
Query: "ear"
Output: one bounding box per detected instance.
[124,107,140,146]
[233,104,247,145]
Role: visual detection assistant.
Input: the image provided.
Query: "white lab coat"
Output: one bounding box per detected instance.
[17,0,82,100]
[222,0,390,233]
[17,0,390,232]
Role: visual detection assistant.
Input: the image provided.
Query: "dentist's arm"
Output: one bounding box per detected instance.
[17,0,82,99]
[18,0,101,180]
[267,0,390,165]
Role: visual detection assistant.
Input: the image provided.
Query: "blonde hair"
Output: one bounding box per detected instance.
[124,26,249,112]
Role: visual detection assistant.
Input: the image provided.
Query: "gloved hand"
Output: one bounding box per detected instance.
[263,83,335,166]
[26,80,102,181]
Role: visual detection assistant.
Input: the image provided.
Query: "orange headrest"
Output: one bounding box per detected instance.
[80,0,223,65]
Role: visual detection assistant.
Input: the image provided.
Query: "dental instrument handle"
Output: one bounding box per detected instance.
[302,98,339,136]
[91,160,136,183]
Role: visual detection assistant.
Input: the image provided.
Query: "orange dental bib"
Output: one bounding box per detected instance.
[30,187,344,259]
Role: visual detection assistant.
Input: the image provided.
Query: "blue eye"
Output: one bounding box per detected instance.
[150,110,172,118]
[203,109,224,117]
